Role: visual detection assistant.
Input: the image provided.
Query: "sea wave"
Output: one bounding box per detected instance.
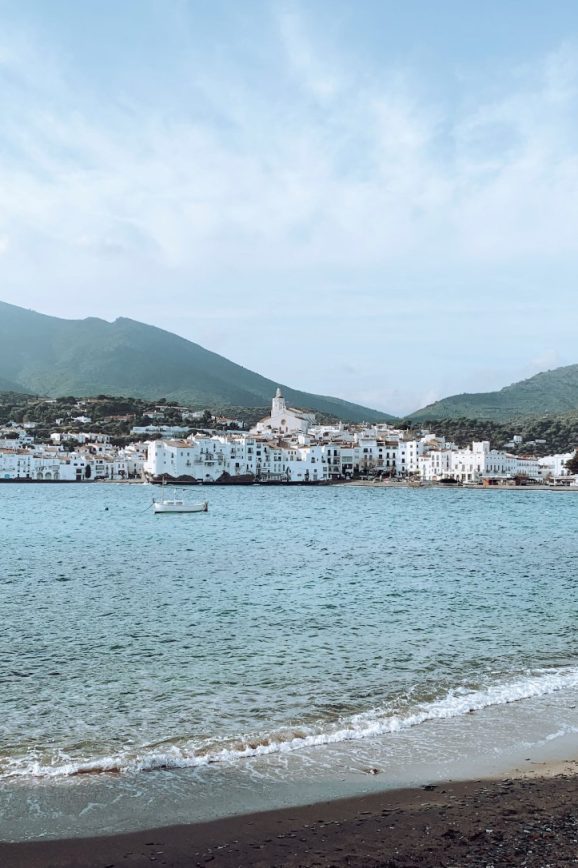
[4,666,578,781]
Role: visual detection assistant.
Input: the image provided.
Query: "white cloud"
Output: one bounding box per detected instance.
[0,7,578,412]
[277,4,340,101]
[2,28,577,274]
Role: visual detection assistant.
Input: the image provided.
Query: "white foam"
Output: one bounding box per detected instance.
[543,724,578,742]
[4,665,578,781]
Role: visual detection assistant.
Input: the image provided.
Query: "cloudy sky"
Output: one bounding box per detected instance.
[1,0,578,414]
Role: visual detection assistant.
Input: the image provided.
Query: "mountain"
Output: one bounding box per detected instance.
[409,366,578,421]
[0,301,392,422]
[0,374,32,393]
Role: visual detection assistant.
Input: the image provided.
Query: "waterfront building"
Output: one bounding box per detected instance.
[418,440,544,483]
[1,390,575,487]
[0,439,144,481]
[538,451,575,479]
[418,449,455,481]
[143,434,330,484]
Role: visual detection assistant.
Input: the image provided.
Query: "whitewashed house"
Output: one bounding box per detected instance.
[538,451,575,479]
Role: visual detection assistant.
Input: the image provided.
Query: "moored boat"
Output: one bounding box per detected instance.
[153,492,208,514]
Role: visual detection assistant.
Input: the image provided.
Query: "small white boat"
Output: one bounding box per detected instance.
[153,491,208,514]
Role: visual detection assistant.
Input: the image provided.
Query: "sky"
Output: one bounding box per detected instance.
[1,1,578,415]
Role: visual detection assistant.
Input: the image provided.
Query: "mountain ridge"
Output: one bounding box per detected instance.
[0,301,393,422]
[408,365,578,421]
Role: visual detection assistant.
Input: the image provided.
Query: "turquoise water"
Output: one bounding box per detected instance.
[1,483,578,839]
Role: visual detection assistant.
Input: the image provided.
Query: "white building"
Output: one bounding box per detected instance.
[0,438,144,482]
[418,440,544,483]
[538,451,575,479]
[252,389,316,437]
[143,434,330,484]
[0,448,88,481]
[418,449,455,481]
[131,425,191,438]
[0,427,34,447]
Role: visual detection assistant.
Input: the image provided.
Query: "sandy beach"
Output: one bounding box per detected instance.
[2,761,578,868]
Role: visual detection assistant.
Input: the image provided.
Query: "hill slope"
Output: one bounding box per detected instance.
[0,374,32,393]
[0,301,392,422]
[409,366,578,421]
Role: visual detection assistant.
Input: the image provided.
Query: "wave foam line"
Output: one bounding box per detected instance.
[4,665,578,780]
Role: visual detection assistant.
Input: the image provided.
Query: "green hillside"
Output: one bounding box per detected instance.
[408,365,578,422]
[0,377,31,393]
[0,301,392,423]
[402,412,578,455]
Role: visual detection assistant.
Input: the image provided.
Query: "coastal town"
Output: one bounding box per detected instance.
[0,389,576,486]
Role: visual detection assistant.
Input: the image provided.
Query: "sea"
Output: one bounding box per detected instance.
[2,482,578,841]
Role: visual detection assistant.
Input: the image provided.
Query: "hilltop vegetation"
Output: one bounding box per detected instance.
[4,392,578,457]
[409,365,578,421]
[0,301,391,423]
[403,413,578,456]
[0,393,243,434]
[0,393,346,442]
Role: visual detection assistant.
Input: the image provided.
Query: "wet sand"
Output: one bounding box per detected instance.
[2,764,578,868]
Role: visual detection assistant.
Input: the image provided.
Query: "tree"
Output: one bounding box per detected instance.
[565,451,578,474]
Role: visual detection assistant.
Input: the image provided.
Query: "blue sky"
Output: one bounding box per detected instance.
[1,1,578,414]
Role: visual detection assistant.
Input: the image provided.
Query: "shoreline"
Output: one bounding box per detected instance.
[3,680,578,848]
[2,761,578,867]
[1,477,576,490]
[348,479,578,490]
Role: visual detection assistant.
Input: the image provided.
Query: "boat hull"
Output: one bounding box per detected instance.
[149,473,255,485]
[153,502,208,514]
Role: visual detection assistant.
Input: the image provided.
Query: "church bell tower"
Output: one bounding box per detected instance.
[272,387,287,417]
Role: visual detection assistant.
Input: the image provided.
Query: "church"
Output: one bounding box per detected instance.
[252,388,316,436]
